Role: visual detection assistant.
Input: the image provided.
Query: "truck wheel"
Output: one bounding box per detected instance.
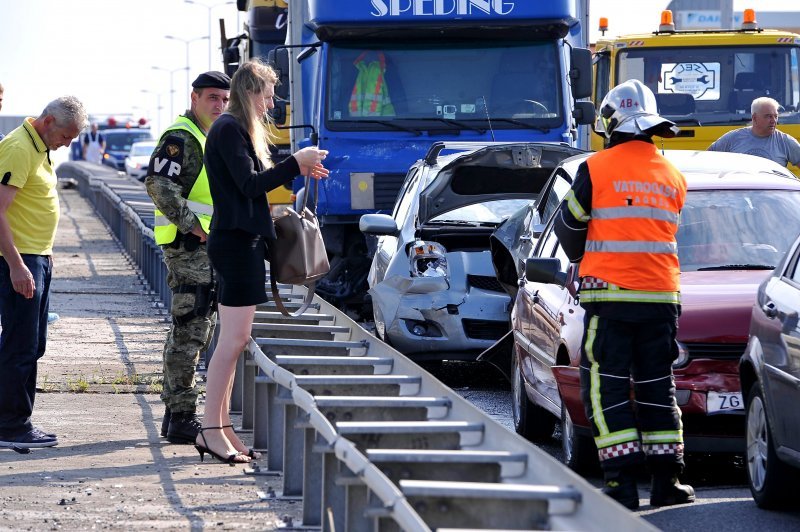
[746,382,799,509]
[561,402,598,473]
[511,354,556,442]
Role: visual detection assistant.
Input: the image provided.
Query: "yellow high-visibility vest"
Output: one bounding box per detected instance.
[349,52,395,117]
[153,116,213,245]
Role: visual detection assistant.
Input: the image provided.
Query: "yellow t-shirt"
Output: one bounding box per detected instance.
[0,118,59,255]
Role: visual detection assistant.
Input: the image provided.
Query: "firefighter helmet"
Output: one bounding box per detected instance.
[595,80,677,139]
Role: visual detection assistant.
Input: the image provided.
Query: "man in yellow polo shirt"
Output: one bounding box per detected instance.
[0,96,87,450]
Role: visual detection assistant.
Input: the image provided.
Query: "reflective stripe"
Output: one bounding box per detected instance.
[585,316,609,435]
[591,206,679,224]
[585,240,677,254]
[641,430,683,444]
[580,289,681,304]
[187,200,213,216]
[566,189,590,222]
[594,428,641,448]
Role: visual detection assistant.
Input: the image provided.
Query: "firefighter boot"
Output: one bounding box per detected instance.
[602,469,640,510]
[649,463,695,507]
[166,412,201,444]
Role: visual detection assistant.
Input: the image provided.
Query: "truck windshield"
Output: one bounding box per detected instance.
[615,45,800,125]
[326,41,563,132]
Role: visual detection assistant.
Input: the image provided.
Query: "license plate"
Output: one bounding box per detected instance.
[706,391,744,414]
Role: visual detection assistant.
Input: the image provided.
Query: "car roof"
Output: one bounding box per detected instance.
[560,149,800,191]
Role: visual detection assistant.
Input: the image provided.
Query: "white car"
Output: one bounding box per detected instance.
[359,141,583,363]
[124,140,157,181]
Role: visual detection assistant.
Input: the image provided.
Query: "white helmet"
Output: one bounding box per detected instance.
[595,79,678,139]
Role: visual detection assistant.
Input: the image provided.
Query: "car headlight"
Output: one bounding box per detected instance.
[410,240,448,278]
[673,340,689,368]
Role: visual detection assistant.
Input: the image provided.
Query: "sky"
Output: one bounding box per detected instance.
[1,0,799,135]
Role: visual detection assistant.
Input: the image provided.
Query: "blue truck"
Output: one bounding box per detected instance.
[270,0,594,312]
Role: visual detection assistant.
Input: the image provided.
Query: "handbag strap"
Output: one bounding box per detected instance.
[270,275,316,317]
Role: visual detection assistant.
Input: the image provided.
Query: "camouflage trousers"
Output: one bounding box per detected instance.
[160,244,216,414]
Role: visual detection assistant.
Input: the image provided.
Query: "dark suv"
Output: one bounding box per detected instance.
[102,129,154,170]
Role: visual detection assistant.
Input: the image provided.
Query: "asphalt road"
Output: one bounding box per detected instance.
[426,360,800,531]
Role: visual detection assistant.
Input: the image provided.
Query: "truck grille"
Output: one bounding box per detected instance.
[374,173,407,211]
[467,275,505,293]
[686,343,747,360]
[462,319,508,341]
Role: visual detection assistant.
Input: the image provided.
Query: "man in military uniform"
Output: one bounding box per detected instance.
[145,71,230,444]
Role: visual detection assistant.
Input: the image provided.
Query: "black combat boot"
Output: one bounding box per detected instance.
[649,462,695,507]
[602,469,640,510]
[160,407,171,438]
[166,412,201,444]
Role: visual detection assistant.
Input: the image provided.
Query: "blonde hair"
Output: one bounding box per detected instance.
[227,59,278,164]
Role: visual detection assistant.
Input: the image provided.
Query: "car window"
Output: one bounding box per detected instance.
[106,132,153,152]
[430,199,530,225]
[130,143,156,156]
[677,190,800,271]
[392,167,419,222]
[789,245,800,284]
[536,220,560,259]
[540,170,574,224]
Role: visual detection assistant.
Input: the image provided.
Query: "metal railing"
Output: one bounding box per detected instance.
[58,161,655,531]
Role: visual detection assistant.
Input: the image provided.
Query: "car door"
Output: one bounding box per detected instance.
[759,241,800,450]
[517,220,570,414]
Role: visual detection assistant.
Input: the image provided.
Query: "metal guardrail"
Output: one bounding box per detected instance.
[59,162,656,531]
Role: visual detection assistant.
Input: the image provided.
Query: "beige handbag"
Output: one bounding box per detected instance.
[270,177,330,316]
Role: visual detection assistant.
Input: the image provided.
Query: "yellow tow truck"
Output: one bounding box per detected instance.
[592,9,800,174]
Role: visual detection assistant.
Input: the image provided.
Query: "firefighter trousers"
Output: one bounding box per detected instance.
[579,313,684,472]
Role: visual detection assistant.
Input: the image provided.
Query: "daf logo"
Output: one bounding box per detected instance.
[370,0,516,17]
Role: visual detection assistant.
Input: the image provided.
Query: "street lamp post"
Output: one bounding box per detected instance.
[152,66,189,121]
[184,0,235,71]
[141,89,164,133]
[165,34,209,111]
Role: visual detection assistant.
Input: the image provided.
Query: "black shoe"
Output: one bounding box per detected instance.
[602,475,640,510]
[0,428,58,449]
[650,476,695,507]
[160,407,171,438]
[194,427,249,464]
[166,412,201,444]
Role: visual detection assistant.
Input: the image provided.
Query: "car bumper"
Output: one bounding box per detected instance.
[554,358,745,453]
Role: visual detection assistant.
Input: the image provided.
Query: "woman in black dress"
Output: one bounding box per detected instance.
[197,59,328,463]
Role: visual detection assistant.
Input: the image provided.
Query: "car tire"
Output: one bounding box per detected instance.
[511,353,555,442]
[746,382,799,509]
[561,402,598,473]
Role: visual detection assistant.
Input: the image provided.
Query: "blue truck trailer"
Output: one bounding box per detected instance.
[275,0,593,312]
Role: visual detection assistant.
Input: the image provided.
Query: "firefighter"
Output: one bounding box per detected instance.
[554,79,695,510]
[145,71,230,445]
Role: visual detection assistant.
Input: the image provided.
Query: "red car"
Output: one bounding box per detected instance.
[492,150,800,471]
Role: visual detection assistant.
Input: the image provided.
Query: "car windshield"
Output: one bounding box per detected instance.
[326,41,562,132]
[430,199,531,225]
[677,189,800,271]
[130,143,155,156]
[106,132,152,152]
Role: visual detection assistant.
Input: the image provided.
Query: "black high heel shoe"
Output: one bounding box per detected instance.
[194,427,249,464]
[222,424,261,460]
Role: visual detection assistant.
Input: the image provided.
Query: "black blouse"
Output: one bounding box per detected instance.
[204,113,300,237]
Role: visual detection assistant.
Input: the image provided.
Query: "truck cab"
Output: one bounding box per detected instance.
[592,9,800,175]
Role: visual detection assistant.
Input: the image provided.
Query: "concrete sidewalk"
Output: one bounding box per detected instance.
[0,187,300,530]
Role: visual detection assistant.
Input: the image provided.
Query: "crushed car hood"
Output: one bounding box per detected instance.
[418,142,583,224]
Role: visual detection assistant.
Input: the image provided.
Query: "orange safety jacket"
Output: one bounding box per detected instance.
[575,141,686,300]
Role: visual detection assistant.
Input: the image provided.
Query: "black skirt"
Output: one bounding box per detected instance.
[207,228,269,307]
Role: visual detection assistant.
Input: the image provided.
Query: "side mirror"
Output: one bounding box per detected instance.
[359,213,399,236]
[569,47,593,100]
[270,101,287,124]
[525,258,565,285]
[572,101,596,126]
[268,48,291,102]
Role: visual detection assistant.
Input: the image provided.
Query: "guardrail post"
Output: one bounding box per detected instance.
[230,351,244,413]
[321,454,347,532]
[282,404,304,497]
[302,429,323,526]
[240,354,256,431]
[267,383,285,472]
[345,481,371,532]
